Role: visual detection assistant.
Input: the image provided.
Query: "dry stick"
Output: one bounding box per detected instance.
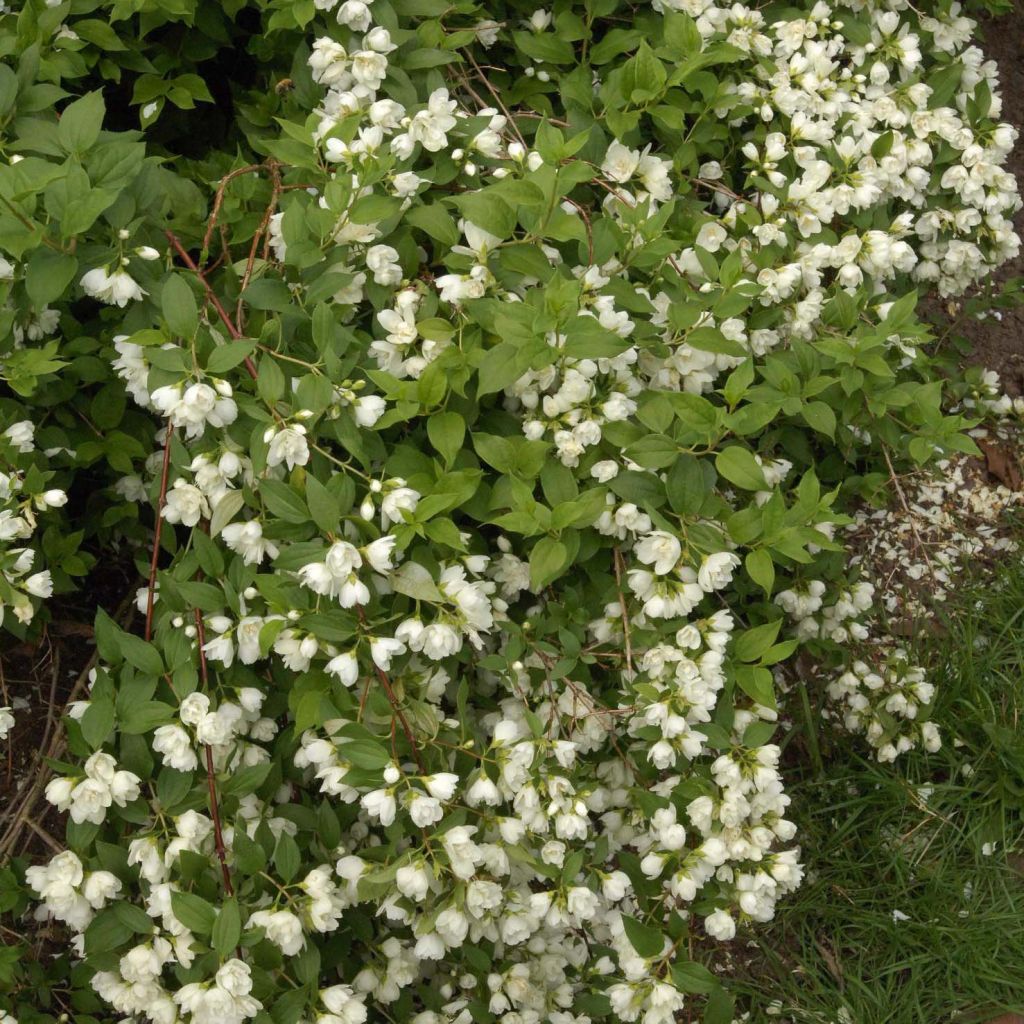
[201,163,265,260]
[23,816,61,853]
[236,161,283,332]
[463,49,527,148]
[356,607,425,773]
[882,447,936,576]
[0,594,135,858]
[145,431,174,641]
[193,608,234,896]
[164,230,262,379]
[36,643,61,765]
[562,197,594,265]
[612,547,635,681]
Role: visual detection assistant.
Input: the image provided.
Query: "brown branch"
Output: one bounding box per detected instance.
[882,447,936,577]
[201,163,264,263]
[236,160,283,332]
[193,607,234,896]
[356,607,425,773]
[145,429,174,641]
[463,49,527,148]
[562,197,594,266]
[612,547,635,681]
[164,229,258,383]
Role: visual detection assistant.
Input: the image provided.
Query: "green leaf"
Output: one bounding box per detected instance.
[25,249,77,308]
[745,549,774,597]
[233,828,267,874]
[258,354,286,404]
[305,475,340,533]
[58,90,105,154]
[83,906,133,956]
[80,696,116,749]
[621,914,665,958]
[259,479,309,524]
[734,664,776,709]
[669,960,718,994]
[162,275,199,339]
[529,537,568,591]
[427,411,465,467]
[210,489,245,538]
[119,634,165,676]
[112,900,156,936]
[274,832,301,883]
[406,203,460,246]
[170,890,217,935]
[220,762,273,796]
[206,339,256,374]
[801,401,836,439]
[715,447,766,491]
[734,619,781,662]
[212,897,241,956]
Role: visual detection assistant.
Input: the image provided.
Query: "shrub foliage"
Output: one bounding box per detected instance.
[0,0,1019,1022]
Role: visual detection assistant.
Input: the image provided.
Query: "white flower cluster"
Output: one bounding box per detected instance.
[20,0,1021,1021]
[826,647,940,762]
[0,419,65,626]
[26,850,121,931]
[44,750,141,824]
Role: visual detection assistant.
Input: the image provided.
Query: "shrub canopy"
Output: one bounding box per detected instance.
[0,0,1019,1023]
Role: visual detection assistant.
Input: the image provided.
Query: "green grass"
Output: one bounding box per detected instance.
[734,561,1024,1023]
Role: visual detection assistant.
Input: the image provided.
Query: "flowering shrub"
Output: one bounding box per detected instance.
[0,0,1020,1022]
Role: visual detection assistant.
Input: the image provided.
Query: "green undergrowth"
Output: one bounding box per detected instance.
[737,553,1024,1023]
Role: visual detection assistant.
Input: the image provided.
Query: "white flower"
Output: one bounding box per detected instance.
[3,420,34,452]
[369,636,405,671]
[222,521,278,565]
[80,267,147,307]
[325,650,359,686]
[364,535,397,573]
[695,222,728,253]
[249,909,305,955]
[353,394,385,427]
[162,480,210,527]
[25,571,53,598]
[406,88,457,152]
[407,792,442,826]
[365,244,402,286]
[635,531,682,575]
[153,724,199,772]
[704,909,736,940]
[697,552,741,593]
[601,141,640,183]
[266,425,310,470]
[320,985,367,1024]
[396,861,431,902]
[361,787,396,825]
[380,485,419,527]
[0,707,13,739]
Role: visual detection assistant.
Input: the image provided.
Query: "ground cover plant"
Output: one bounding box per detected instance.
[0,0,1020,1023]
[734,554,1024,1023]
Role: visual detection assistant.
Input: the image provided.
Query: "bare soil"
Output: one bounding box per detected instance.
[960,6,1024,390]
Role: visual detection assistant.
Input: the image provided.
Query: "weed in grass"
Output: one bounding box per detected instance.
[736,561,1024,1024]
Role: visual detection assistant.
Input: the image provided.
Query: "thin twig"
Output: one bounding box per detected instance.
[200,163,264,261]
[146,429,174,641]
[612,548,635,681]
[882,448,936,576]
[193,607,234,895]
[356,608,425,772]
[236,160,283,332]
[463,49,527,148]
